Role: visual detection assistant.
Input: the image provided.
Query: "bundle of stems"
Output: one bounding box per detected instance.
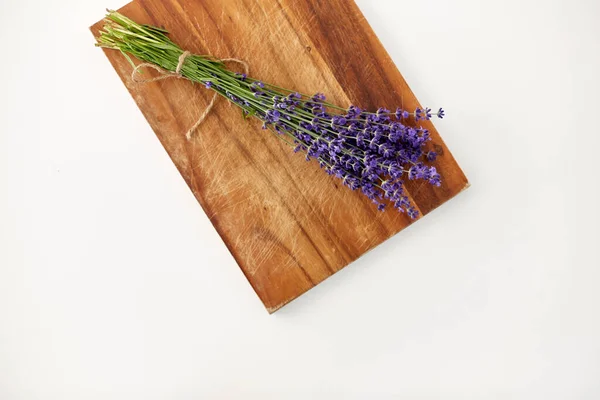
[96,10,446,217]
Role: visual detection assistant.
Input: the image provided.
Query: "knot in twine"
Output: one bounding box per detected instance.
[131,51,249,141]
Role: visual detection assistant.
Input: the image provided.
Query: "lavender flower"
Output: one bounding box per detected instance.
[426,151,438,162]
[395,108,410,119]
[97,11,447,219]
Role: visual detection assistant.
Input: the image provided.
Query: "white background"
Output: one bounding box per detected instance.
[1,0,599,398]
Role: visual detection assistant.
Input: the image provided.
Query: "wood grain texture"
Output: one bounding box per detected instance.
[90,0,468,313]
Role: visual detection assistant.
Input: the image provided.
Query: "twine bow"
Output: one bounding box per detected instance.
[131,51,249,140]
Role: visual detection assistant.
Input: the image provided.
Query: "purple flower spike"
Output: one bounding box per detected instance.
[312,93,326,102]
[415,107,423,121]
[424,107,432,120]
[437,108,445,119]
[347,105,363,118]
[407,207,419,219]
[265,109,281,123]
[395,108,410,119]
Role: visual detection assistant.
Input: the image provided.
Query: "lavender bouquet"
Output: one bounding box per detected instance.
[96,11,445,218]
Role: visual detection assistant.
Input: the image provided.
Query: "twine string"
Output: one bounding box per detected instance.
[131,50,191,83]
[130,52,249,141]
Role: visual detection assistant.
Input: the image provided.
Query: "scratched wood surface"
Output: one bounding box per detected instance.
[90,0,468,313]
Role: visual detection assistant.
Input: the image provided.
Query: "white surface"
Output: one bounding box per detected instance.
[1,0,599,398]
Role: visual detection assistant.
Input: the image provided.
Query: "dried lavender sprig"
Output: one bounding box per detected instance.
[96,11,445,218]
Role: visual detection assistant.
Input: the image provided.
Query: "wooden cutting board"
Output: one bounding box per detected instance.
[90,0,468,313]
